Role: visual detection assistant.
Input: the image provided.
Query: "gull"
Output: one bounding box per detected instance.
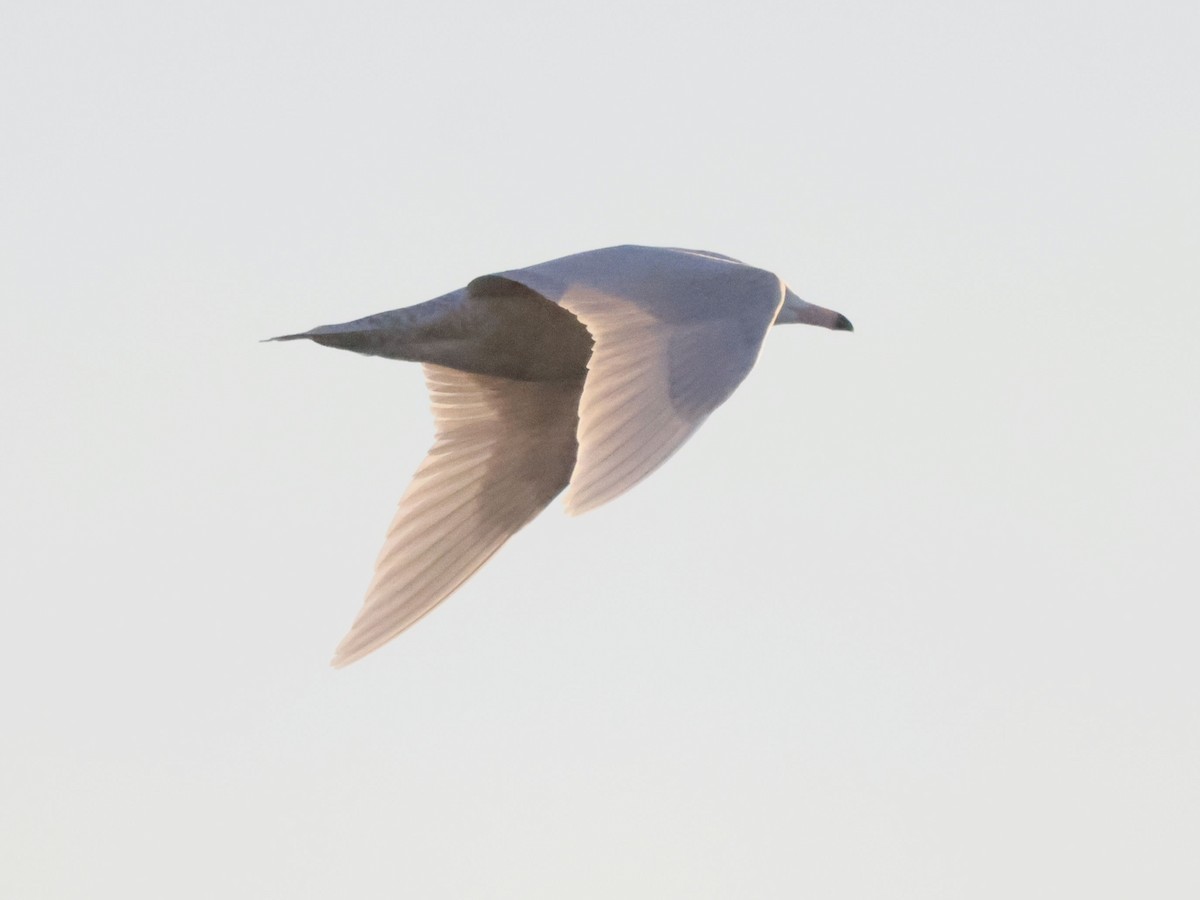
[271,245,852,666]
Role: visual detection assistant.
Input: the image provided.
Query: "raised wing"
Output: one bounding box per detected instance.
[331,364,582,666]
[497,246,786,515]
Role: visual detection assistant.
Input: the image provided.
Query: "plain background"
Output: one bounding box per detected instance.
[2,1,1197,897]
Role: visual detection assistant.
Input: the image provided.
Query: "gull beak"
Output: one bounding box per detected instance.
[777,287,853,331]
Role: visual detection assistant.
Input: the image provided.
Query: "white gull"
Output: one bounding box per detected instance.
[272,245,852,666]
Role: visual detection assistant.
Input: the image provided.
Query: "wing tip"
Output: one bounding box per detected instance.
[562,497,588,517]
[329,636,369,668]
[329,619,403,668]
[561,485,613,517]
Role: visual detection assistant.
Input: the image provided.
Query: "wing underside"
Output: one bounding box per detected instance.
[331,364,582,666]
[497,246,786,515]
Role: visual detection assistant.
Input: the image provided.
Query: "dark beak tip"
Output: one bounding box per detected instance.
[834,314,854,332]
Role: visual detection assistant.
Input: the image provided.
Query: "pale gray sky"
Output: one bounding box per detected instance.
[2,1,1197,898]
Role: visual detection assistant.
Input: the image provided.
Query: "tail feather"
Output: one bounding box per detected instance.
[262,323,402,356]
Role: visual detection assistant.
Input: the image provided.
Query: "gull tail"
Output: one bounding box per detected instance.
[262,317,414,358]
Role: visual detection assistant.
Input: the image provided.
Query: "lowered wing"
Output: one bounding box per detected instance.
[331,364,582,666]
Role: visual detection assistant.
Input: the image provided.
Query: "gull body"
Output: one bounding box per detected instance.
[272,245,852,666]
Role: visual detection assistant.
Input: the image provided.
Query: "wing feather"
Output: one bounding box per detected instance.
[494,246,785,515]
[330,364,582,666]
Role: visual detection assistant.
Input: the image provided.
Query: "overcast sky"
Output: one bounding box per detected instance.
[2,2,1197,898]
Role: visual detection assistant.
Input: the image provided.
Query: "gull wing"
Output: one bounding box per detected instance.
[331,364,582,666]
[497,246,786,515]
